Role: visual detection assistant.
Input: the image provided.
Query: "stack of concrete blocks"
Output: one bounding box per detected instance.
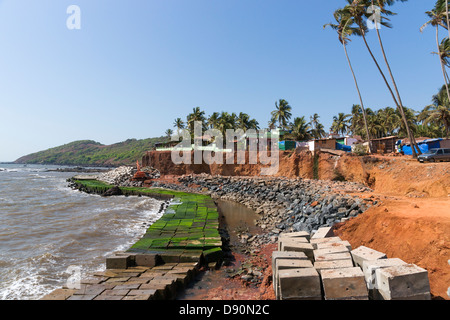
[311,228,369,300]
[273,227,432,300]
[273,231,322,300]
[351,246,431,300]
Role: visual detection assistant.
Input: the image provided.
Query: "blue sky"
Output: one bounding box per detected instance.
[0,0,444,161]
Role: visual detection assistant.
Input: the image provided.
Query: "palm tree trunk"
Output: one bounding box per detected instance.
[371,1,420,156]
[358,25,418,157]
[446,0,450,41]
[343,42,372,153]
[436,25,450,102]
[373,25,420,156]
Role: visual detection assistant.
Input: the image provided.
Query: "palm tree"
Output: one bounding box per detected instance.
[421,4,450,102]
[331,113,351,136]
[187,107,206,134]
[271,99,292,130]
[207,112,220,130]
[378,106,401,137]
[345,0,420,157]
[420,85,450,138]
[287,117,312,141]
[165,128,173,139]
[309,113,326,139]
[349,104,365,137]
[324,7,372,152]
[236,112,259,132]
[216,111,235,138]
[173,118,185,136]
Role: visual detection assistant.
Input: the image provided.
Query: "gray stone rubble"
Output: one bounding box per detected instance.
[151,174,376,251]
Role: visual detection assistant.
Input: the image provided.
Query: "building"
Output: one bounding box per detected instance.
[308,137,337,152]
[369,136,398,154]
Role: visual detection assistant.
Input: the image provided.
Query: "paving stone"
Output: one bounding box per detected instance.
[314,252,352,262]
[311,227,334,240]
[94,295,123,300]
[351,246,387,268]
[113,283,141,290]
[80,278,106,285]
[152,263,177,271]
[67,294,98,300]
[127,289,157,297]
[122,294,152,300]
[73,284,107,296]
[104,277,131,284]
[140,270,167,278]
[313,259,354,273]
[125,279,150,285]
[101,289,130,296]
[375,264,431,300]
[40,289,76,300]
[278,268,322,300]
[321,267,369,300]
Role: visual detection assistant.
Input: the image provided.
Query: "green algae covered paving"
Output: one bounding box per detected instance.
[70,179,223,262]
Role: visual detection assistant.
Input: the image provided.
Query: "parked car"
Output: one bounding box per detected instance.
[417,148,450,163]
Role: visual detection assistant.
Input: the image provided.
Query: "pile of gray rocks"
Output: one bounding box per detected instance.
[97,166,142,187]
[176,174,376,250]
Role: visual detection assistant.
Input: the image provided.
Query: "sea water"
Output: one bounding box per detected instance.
[0,164,164,300]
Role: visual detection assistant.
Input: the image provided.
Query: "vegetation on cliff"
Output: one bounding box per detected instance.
[14,137,168,167]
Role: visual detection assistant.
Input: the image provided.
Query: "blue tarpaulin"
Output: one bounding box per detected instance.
[402,138,442,155]
[336,142,352,152]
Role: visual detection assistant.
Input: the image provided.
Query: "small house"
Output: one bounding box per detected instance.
[369,136,398,154]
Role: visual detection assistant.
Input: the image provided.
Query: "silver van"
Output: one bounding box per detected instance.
[418,148,450,163]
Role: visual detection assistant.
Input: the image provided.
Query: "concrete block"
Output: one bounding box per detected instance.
[375,264,431,300]
[106,254,132,269]
[311,227,334,240]
[351,246,387,268]
[320,267,368,300]
[281,242,315,261]
[135,254,160,267]
[314,252,352,262]
[278,236,309,251]
[316,241,352,251]
[279,231,310,241]
[274,259,314,299]
[361,258,407,292]
[310,236,342,245]
[278,268,322,300]
[313,259,354,273]
[277,259,314,270]
[271,251,308,293]
[313,247,349,261]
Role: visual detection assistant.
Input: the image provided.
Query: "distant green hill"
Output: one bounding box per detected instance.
[14,137,168,167]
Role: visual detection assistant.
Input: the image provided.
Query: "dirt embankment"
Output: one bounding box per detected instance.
[144,150,450,300]
[143,150,450,197]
